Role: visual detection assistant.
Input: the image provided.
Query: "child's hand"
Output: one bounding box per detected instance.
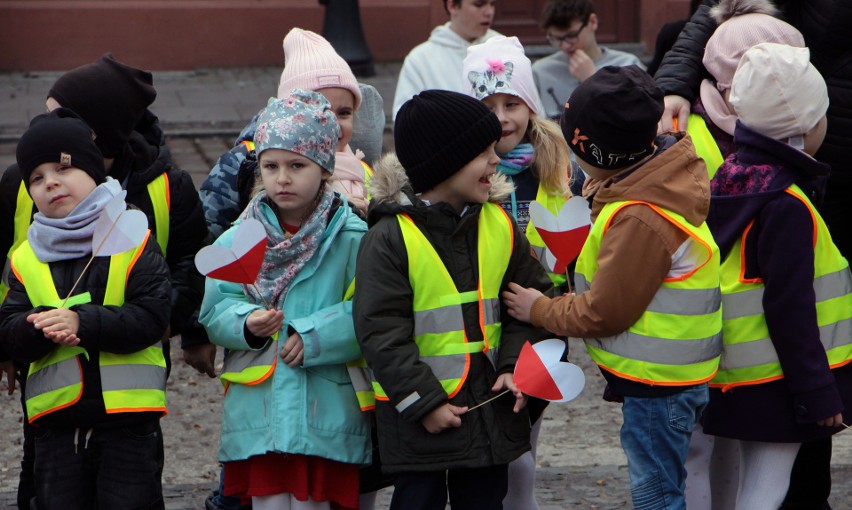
[421,403,468,434]
[502,283,544,323]
[28,308,80,336]
[44,330,80,347]
[492,373,527,413]
[817,413,844,427]
[246,309,284,338]
[279,332,304,367]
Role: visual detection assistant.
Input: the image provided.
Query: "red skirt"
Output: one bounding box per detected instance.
[223,452,360,509]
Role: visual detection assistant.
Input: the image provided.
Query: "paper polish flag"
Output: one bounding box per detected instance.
[529,197,591,274]
[514,339,585,403]
[92,192,149,256]
[195,219,267,284]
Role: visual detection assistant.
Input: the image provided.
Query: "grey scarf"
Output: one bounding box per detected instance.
[28,178,124,263]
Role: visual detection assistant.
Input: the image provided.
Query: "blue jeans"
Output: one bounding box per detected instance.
[620,384,709,510]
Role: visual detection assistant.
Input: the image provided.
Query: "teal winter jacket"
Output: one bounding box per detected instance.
[199,197,371,465]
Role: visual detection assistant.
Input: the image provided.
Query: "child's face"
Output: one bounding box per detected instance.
[482,93,531,155]
[448,0,496,42]
[28,163,97,219]
[259,149,326,226]
[319,87,355,152]
[428,142,500,213]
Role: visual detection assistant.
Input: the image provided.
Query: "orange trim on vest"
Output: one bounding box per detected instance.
[597,362,718,387]
[738,221,763,285]
[602,201,713,282]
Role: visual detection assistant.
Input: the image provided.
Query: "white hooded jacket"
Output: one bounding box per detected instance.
[392,22,501,119]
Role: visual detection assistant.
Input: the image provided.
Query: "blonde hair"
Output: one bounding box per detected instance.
[527,114,571,196]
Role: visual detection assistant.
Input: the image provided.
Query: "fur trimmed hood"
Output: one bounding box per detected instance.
[710,0,779,23]
[367,152,515,207]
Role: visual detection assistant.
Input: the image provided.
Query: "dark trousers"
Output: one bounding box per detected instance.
[31,420,165,510]
[389,464,508,510]
[781,437,833,509]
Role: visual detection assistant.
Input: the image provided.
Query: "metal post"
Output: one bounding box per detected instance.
[319,0,376,77]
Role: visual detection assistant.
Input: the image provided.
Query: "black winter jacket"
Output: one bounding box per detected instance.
[0,225,172,429]
[353,154,555,473]
[0,111,209,346]
[653,0,852,256]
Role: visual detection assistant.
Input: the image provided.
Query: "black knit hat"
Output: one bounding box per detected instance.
[16,108,106,190]
[394,90,501,193]
[560,65,664,170]
[48,53,157,158]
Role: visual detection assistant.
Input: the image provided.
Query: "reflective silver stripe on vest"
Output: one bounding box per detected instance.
[101,364,167,391]
[419,354,466,381]
[414,306,464,336]
[719,319,852,370]
[585,331,722,365]
[724,269,852,321]
[482,298,500,326]
[646,287,721,316]
[575,273,589,293]
[413,299,501,336]
[531,245,547,264]
[722,288,764,320]
[27,358,79,398]
[347,365,372,392]
[222,343,276,373]
[577,273,720,316]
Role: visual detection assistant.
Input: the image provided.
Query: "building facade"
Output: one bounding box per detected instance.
[0,0,691,71]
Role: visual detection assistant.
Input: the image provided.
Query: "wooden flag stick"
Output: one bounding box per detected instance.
[467,389,511,411]
[59,212,126,309]
[249,283,273,310]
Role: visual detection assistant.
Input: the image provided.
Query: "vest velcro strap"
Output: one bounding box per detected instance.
[646,287,721,316]
[439,291,479,306]
[585,330,722,366]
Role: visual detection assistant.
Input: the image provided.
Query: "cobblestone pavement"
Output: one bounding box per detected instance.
[1,61,852,509]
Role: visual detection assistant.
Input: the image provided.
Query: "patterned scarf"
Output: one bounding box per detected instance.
[28,178,123,263]
[239,184,334,309]
[496,143,535,176]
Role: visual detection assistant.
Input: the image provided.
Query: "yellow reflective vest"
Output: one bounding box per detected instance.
[371,203,514,401]
[527,184,569,288]
[712,185,852,390]
[10,234,168,423]
[1,175,170,302]
[686,114,725,180]
[576,200,723,385]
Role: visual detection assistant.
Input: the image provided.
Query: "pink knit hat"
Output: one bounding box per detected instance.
[276,28,362,109]
[703,13,804,91]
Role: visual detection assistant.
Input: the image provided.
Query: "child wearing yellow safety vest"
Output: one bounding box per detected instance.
[0,108,172,510]
[199,90,370,510]
[354,90,553,510]
[503,66,723,509]
[697,44,852,510]
[461,35,574,509]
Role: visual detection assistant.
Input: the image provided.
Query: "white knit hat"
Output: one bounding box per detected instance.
[730,43,828,142]
[462,36,541,116]
[276,28,362,109]
[703,13,805,91]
